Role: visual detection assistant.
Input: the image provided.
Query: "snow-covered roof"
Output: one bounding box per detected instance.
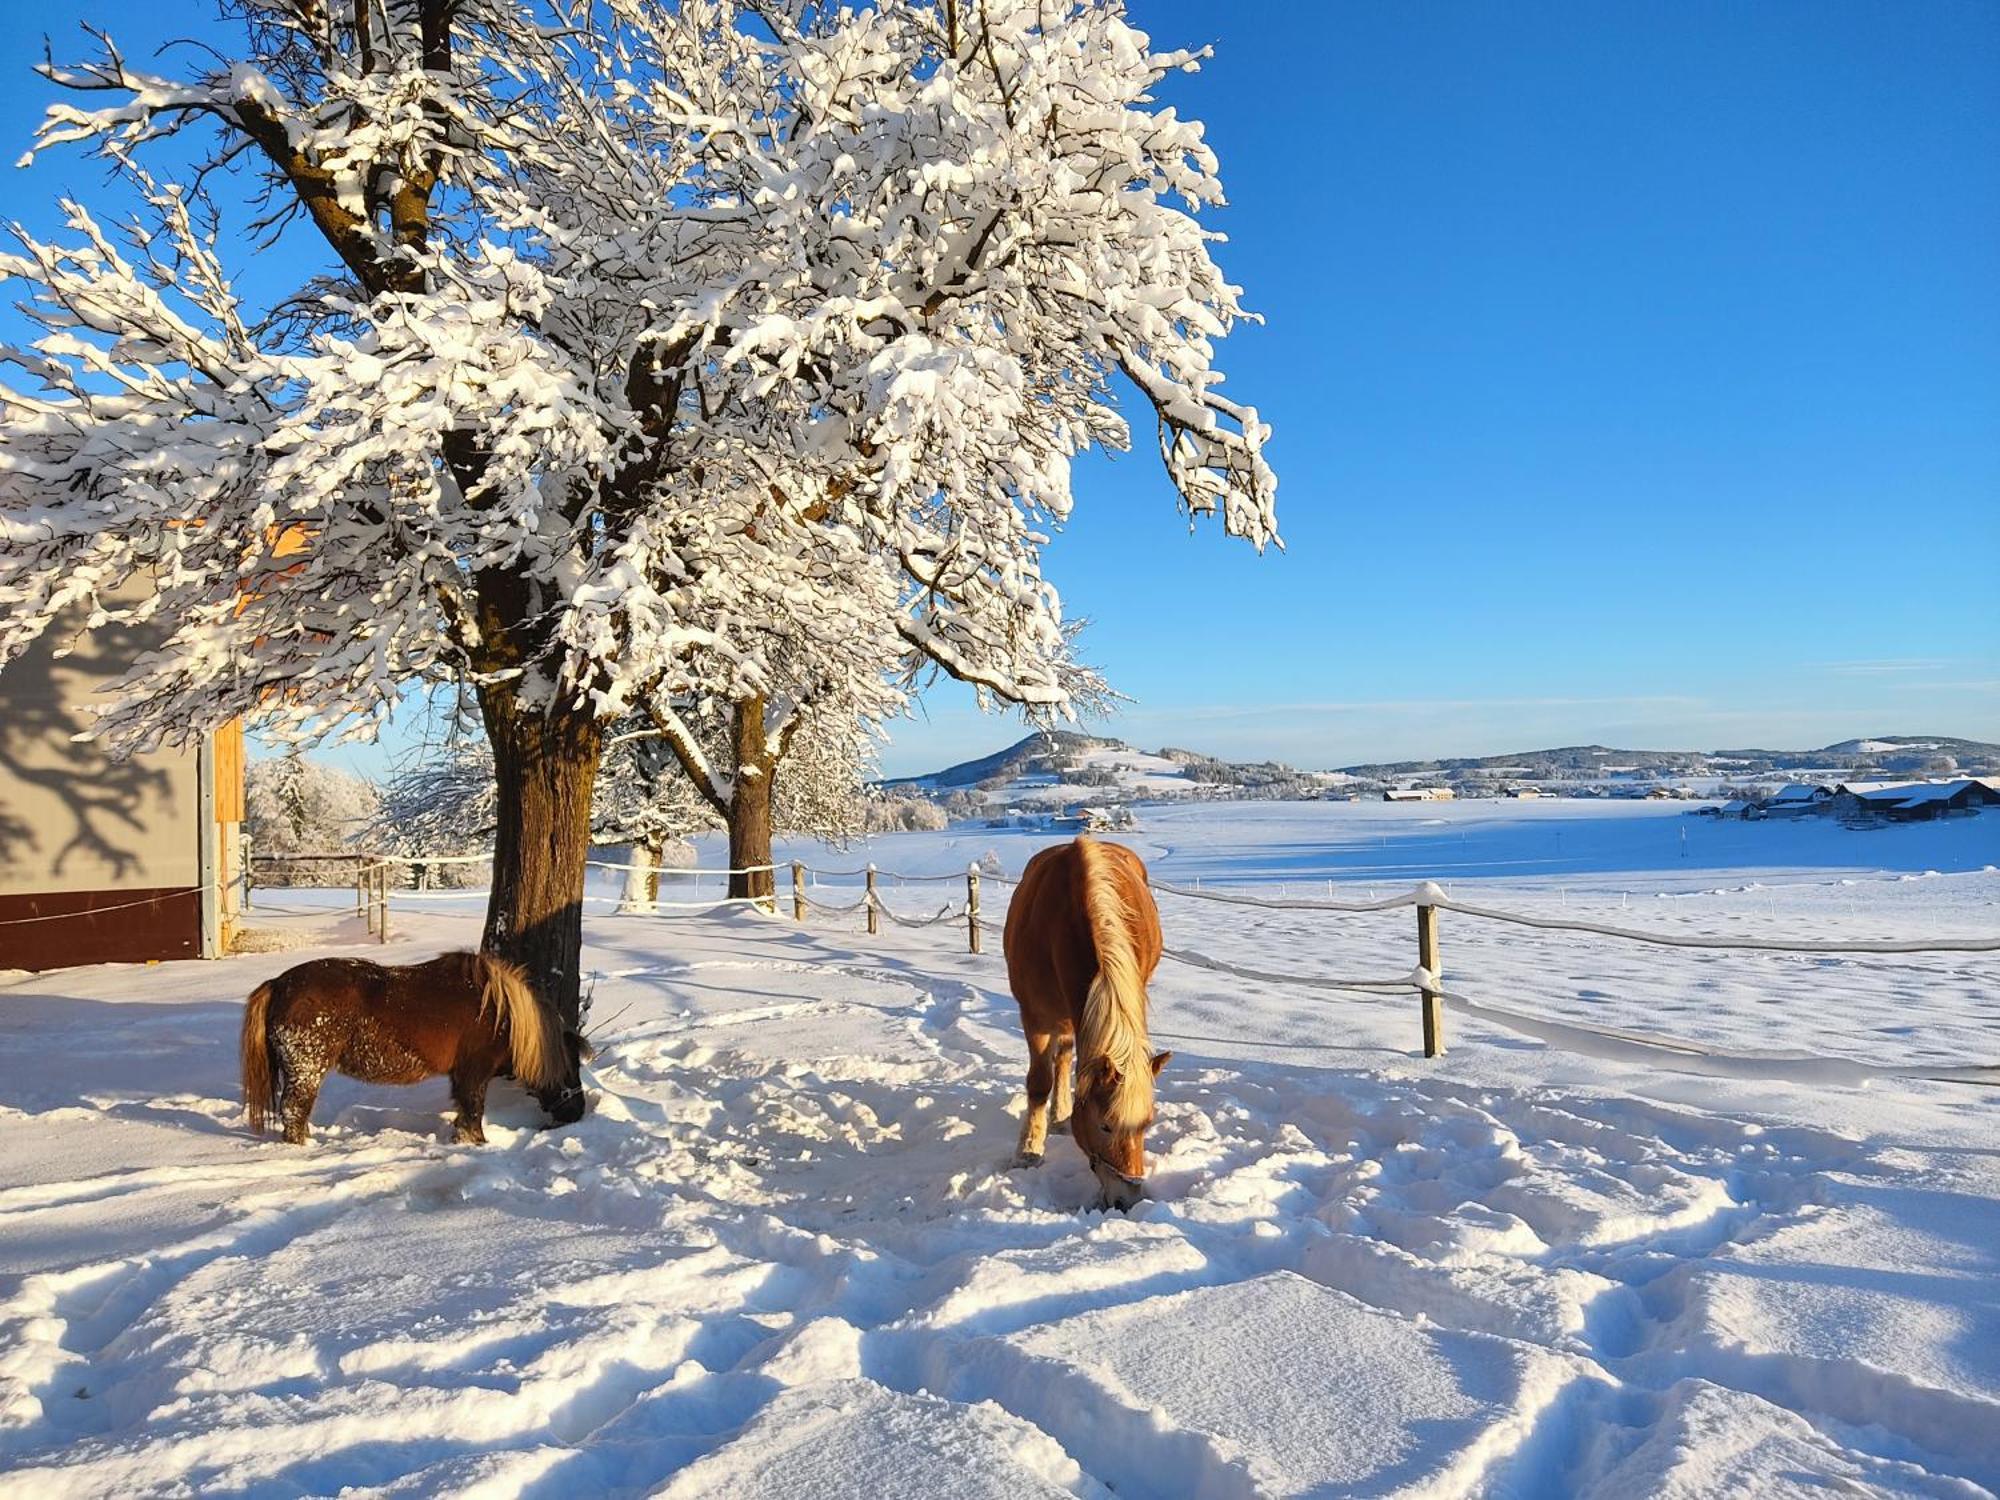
[1767,784,1828,803]
[1836,777,1996,810]
[1883,779,1992,807]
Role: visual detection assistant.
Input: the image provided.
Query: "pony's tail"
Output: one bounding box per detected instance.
[241,982,278,1135]
[478,954,564,1090]
[1076,838,1155,1130]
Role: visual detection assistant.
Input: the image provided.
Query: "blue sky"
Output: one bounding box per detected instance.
[4,2,1995,777]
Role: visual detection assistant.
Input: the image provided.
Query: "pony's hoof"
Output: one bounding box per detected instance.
[1050,1118,1071,1137]
[1013,1151,1044,1168]
[454,1127,487,1146]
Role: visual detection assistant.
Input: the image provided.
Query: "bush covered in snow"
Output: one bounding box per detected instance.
[858,795,952,834]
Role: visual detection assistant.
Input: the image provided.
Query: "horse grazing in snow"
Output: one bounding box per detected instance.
[1003,837,1170,1211]
[240,951,588,1144]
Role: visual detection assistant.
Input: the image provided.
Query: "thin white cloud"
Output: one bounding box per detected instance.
[1886,678,2000,694]
[1814,658,1955,677]
[1130,694,1707,725]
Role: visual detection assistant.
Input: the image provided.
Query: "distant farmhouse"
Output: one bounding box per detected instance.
[1830,778,2000,821]
[0,583,246,970]
[1763,784,1834,816]
[1705,777,2000,824]
[1384,787,1456,802]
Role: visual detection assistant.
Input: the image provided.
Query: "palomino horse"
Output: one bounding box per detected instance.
[1004,837,1170,1210]
[240,951,588,1144]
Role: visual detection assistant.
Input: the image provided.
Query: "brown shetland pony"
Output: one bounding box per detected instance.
[240,951,587,1145]
[1004,837,1169,1210]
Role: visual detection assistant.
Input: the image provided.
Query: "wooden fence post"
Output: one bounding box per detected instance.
[356,861,367,917]
[378,863,391,945]
[241,834,254,910]
[866,865,879,936]
[792,861,806,922]
[1417,901,1442,1057]
[967,866,981,954]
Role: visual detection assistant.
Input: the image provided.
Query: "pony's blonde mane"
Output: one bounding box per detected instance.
[475,954,564,1089]
[1075,838,1155,1132]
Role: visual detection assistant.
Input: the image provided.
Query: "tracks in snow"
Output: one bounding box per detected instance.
[0,949,1992,1497]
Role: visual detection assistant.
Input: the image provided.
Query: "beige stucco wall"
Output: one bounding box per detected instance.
[0,602,202,895]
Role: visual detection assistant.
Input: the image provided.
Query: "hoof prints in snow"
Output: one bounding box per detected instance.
[931,1271,1583,1499]
[1577,1380,1985,1500]
[655,1380,1103,1499]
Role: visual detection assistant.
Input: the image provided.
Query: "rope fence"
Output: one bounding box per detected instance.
[218,847,2000,1085]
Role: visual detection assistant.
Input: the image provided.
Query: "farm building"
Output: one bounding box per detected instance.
[1763,783,1834,815]
[0,584,246,970]
[1830,778,2000,822]
[1384,787,1455,802]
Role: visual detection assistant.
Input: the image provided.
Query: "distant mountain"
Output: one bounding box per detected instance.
[884,731,1322,811]
[882,732,2000,809]
[1340,736,1999,782]
[882,730,1121,791]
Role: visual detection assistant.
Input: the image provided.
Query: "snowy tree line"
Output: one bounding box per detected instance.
[0,0,1278,1044]
[243,756,382,885]
[249,724,940,893]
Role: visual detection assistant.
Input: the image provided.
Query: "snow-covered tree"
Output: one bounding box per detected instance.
[857,792,952,834]
[0,0,1277,1035]
[377,696,872,905]
[637,627,889,896]
[604,691,874,908]
[244,754,380,883]
[371,735,496,886]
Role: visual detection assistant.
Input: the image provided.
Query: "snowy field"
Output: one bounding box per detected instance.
[1,802,1996,1497]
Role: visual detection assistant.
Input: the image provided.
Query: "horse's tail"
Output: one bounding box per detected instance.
[477,954,564,1090]
[240,981,278,1134]
[1076,838,1156,1130]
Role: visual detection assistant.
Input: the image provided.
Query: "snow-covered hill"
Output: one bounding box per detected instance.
[883,731,1330,810]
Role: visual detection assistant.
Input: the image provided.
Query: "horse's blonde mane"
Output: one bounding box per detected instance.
[476,954,564,1089]
[1075,838,1155,1132]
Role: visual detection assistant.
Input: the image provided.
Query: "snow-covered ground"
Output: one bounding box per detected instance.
[2,802,1996,1497]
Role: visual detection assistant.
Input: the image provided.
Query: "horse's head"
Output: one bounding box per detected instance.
[534,1027,593,1126]
[1072,1049,1172,1211]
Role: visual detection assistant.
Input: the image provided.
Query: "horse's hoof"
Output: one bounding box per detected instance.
[1014,1151,1044,1168]
[454,1127,486,1146]
[1050,1119,1071,1136]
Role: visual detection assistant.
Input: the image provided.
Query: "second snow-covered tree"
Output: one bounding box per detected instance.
[377,699,873,907]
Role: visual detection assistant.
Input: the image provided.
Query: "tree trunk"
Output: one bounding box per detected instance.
[478,689,604,1033]
[619,838,660,914]
[727,695,776,904]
